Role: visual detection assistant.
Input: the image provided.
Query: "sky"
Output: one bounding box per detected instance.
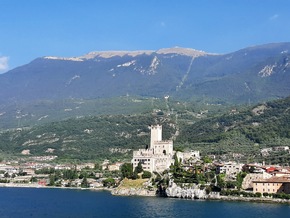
[0,0,290,73]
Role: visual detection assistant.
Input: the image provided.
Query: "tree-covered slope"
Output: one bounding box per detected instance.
[177,96,290,151]
[1,96,290,164]
[0,114,176,161]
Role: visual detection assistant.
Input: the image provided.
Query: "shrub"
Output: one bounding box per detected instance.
[142,171,152,179]
[255,192,262,198]
[103,177,116,187]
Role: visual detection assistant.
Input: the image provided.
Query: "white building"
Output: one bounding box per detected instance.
[131,125,174,173]
[216,161,243,180]
[176,150,200,165]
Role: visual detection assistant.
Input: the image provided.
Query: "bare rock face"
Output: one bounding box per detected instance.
[111,187,156,196]
[165,181,207,199]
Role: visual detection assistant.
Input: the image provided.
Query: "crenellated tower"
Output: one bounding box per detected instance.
[150,125,162,149]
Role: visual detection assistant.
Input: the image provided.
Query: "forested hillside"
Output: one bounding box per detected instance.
[176,96,290,163]
[177,96,290,144]
[0,114,175,162]
[0,96,290,164]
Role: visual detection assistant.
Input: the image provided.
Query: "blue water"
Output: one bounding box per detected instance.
[0,187,289,218]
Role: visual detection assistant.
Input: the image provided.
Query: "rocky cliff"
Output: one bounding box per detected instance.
[111,187,157,196]
[165,181,208,199]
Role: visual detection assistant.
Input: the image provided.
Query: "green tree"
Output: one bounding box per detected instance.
[135,161,143,173]
[142,171,152,179]
[30,177,38,183]
[81,176,89,188]
[202,156,212,163]
[120,163,133,179]
[49,175,55,186]
[63,169,78,180]
[103,177,116,187]
[217,174,226,189]
[236,172,247,190]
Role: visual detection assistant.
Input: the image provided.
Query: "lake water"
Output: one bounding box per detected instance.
[0,187,290,217]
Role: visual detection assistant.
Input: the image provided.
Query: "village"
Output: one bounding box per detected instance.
[1,125,290,201]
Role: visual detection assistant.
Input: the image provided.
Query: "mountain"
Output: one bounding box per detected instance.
[1,43,290,105]
[0,47,207,104]
[0,43,290,129]
[180,43,290,102]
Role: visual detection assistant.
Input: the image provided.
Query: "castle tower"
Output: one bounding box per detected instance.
[150,125,162,149]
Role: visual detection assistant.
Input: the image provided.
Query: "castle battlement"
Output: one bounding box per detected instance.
[132,125,174,173]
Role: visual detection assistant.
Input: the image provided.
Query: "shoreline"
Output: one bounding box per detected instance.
[1,183,290,204]
[0,183,113,192]
[208,195,290,204]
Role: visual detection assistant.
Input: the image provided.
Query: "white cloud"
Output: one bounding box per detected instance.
[0,56,9,73]
[269,14,279,21]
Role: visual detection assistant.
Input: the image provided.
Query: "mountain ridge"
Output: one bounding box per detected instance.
[43,46,209,61]
[0,42,290,108]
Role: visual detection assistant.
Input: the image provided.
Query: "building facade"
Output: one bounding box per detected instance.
[131,125,174,173]
[253,176,290,194]
[216,161,243,180]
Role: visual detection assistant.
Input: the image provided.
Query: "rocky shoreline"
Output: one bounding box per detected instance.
[111,187,157,196]
[111,181,290,204]
[210,195,290,204]
[2,182,290,204]
[166,182,207,199]
[165,182,290,204]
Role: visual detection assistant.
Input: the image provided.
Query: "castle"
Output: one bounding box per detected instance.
[131,125,174,173]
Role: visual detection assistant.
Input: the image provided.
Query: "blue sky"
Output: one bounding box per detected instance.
[0,0,290,73]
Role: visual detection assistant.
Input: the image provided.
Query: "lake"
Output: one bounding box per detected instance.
[0,187,289,217]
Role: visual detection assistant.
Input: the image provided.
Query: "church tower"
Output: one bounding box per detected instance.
[150,125,162,149]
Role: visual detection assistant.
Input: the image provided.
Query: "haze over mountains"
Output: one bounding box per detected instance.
[1,42,290,106]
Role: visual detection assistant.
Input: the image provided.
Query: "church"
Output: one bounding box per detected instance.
[131,125,174,173]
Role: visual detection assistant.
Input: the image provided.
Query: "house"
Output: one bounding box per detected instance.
[108,162,123,171]
[176,150,200,165]
[21,168,35,175]
[76,163,95,170]
[266,166,278,174]
[253,176,290,194]
[242,163,265,174]
[101,160,110,171]
[242,172,272,190]
[215,161,243,180]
